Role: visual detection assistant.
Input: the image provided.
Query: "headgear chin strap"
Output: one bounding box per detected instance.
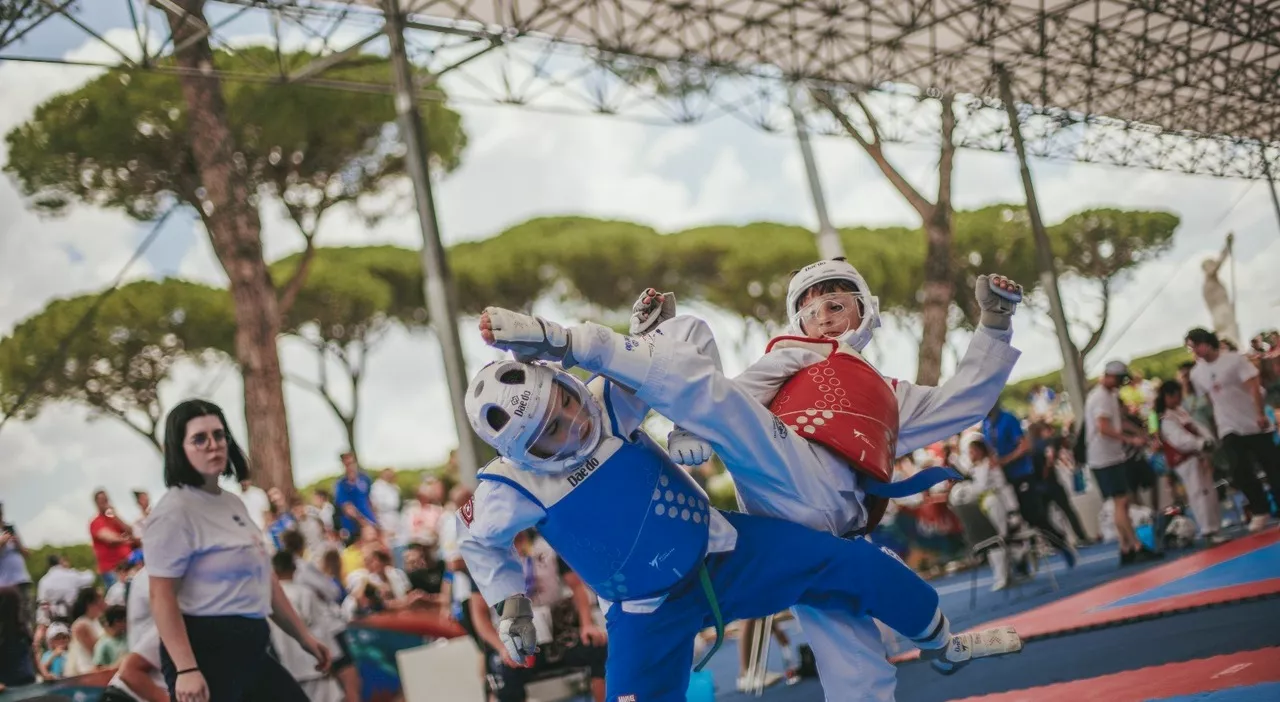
[784,258,882,352]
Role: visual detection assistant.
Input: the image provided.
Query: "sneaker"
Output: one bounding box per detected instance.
[736,671,783,692]
[1205,532,1228,545]
[922,626,1023,675]
[1062,547,1078,569]
[1248,515,1270,533]
[1120,549,1137,566]
[1135,547,1165,562]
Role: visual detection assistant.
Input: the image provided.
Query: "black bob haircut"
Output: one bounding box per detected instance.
[163,399,249,488]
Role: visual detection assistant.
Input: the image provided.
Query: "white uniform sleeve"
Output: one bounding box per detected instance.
[894,328,1022,456]
[457,477,545,607]
[569,317,842,509]
[585,315,728,437]
[1161,411,1209,454]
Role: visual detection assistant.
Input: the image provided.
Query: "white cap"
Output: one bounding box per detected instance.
[46,622,70,643]
[1104,361,1130,377]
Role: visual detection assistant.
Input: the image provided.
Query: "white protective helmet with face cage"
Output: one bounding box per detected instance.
[465,360,603,475]
[784,257,882,352]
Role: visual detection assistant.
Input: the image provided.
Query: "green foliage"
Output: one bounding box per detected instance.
[3,46,466,226]
[0,279,235,448]
[23,542,99,586]
[273,245,428,339]
[433,207,1177,329]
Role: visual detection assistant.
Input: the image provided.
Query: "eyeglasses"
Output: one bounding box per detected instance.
[187,430,227,450]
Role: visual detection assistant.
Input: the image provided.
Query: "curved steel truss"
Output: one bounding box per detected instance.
[1,0,1277,178]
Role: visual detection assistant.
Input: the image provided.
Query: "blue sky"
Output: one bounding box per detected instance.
[2,6,1278,545]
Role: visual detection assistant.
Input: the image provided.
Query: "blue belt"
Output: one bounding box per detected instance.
[862,465,966,499]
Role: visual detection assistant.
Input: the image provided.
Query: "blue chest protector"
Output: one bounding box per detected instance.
[479,432,711,602]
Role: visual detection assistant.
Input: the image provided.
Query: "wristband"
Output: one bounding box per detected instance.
[176,667,200,676]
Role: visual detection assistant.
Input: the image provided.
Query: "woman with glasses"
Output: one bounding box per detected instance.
[143,399,331,702]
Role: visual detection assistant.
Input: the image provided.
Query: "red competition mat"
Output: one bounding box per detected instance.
[954,646,1280,702]
[982,527,1280,640]
[892,527,1280,664]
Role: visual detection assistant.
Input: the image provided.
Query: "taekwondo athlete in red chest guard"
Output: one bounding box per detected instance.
[627,257,1026,700]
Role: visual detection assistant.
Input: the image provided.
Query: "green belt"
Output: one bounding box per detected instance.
[692,563,724,672]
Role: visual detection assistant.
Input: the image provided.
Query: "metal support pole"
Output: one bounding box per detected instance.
[1263,153,1280,237]
[384,0,481,487]
[997,67,1086,420]
[790,86,844,260]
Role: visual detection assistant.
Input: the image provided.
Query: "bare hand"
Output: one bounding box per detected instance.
[303,636,332,673]
[174,671,209,702]
[579,623,608,646]
[1259,415,1270,431]
[479,310,495,345]
[500,649,534,669]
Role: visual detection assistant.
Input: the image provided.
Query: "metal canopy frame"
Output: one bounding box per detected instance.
[2,0,1278,178]
[3,0,1278,480]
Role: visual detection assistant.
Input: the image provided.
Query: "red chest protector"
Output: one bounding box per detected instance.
[1159,416,1201,467]
[766,337,901,531]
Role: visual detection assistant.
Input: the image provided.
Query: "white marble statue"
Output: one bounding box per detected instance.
[1201,232,1240,346]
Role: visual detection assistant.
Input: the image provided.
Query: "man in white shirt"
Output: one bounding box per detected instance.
[36,555,97,622]
[1086,362,1162,565]
[1186,327,1280,532]
[369,469,403,546]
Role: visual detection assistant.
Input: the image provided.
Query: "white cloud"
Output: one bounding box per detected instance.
[6,27,1280,547]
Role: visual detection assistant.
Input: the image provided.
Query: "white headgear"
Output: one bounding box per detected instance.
[784,258,881,352]
[465,360,603,475]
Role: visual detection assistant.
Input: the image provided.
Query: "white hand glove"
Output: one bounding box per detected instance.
[481,307,577,366]
[667,427,713,466]
[497,595,538,661]
[629,288,677,335]
[975,274,1023,330]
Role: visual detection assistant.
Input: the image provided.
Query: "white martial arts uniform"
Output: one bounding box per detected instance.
[564,315,1020,701]
[949,456,1021,590]
[1159,408,1221,537]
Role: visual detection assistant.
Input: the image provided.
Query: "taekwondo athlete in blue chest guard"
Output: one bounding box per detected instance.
[458,358,1020,701]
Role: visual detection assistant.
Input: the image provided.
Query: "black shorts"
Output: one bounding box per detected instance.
[332,630,354,671]
[1092,458,1147,499]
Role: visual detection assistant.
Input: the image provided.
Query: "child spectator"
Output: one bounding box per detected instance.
[41,623,71,679]
[92,605,129,670]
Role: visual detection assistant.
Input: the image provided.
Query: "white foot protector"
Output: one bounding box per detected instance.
[924,625,1023,675]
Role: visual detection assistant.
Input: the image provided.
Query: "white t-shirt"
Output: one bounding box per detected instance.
[1085,384,1129,468]
[239,486,271,531]
[37,565,96,616]
[270,581,327,682]
[1190,350,1267,438]
[143,486,273,618]
[370,479,402,542]
[105,580,128,607]
[341,567,410,619]
[126,566,153,651]
[106,627,166,699]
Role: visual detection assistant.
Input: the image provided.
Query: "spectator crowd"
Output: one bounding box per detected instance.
[1,324,1276,700]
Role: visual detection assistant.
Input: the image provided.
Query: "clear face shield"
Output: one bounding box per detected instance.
[792,292,863,340]
[525,379,595,463]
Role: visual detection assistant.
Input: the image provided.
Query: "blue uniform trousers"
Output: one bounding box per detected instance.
[603,511,940,701]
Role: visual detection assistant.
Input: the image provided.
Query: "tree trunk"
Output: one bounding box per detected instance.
[916,215,954,385]
[915,95,958,386]
[166,1,294,496]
